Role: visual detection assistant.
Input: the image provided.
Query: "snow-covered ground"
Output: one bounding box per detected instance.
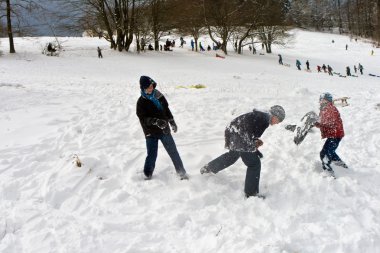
[1,30,380,253]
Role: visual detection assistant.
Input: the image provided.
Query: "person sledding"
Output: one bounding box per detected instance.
[136,76,188,180]
[200,105,286,199]
[315,93,348,178]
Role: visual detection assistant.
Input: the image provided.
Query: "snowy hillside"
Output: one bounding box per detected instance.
[1,30,380,253]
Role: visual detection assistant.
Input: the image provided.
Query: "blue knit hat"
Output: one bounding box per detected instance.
[140,76,157,90]
[319,92,333,102]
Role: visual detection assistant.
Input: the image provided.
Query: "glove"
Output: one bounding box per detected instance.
[169,119,178,133]
[152,118,168,129]
[254,139,263,148]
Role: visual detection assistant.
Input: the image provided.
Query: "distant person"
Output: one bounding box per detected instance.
[136,76,188,180]
[345,44,348,50]
[191,39,194,51]
[97,47,103,58]
[199,42,205,51]
[166,39,171,49]
[180,37,185,48]
[346,66,351,76]
[171,40,175,47]
[261,43,264,50]
[207,45,211,51]
[234,41,238,52]
[317,65,322,72]
[315,93,348,178]
[141,38,146,52]
[358,63,364,75]
[322,64,327,73]
[306,60,310,70]
[200,105,286,198]
[354,65,357,74]
[47,43,56,54]
[278,54,283,65]
[249,45,252,51]
[327,65,333,76]
[148,44,154,51]
[163,44,172,51]
[160,44,163,51]
[296,60,301,70]
[371,50,374,56]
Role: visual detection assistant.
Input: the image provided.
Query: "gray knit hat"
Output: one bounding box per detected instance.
[270,105,285,122]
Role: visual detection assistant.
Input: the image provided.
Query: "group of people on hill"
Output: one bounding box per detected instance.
[136,75,348,199]
[278,54,365,77]
[190,39,219,52]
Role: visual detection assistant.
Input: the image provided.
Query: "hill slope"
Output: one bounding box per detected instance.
[1,30,380,253]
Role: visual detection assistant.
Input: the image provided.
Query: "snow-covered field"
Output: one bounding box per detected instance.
[1,30,380,253]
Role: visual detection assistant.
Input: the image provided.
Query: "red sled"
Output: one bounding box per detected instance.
[216,53,225,59]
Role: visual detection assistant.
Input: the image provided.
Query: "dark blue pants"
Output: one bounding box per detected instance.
[320,138,342,171]
[206,150,261,197]
[144,134,186,177]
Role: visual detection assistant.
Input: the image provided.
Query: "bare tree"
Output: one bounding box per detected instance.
[377,0,380,44]
[0,0,45,53]
[169,0,204,51]
[202,0,245,54]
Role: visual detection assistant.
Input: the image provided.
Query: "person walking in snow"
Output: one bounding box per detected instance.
[97,47,103,58]
[136,76,188,180]
[345,44,348,50]
[358,63,364,75]
[327,65,333,76]
[191,39,194,51]
[322,64,327,73]
[199,41,205,51]
[346,66,351,76]
[317,65,322,72]
[278,54,283,65]
[354,65,357,74]
[180,37,185,48]
[314,93,348,177]
[200,106,286,198]
[306,60,310,71]
[296,60,301,70]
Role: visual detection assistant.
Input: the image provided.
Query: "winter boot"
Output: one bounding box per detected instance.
[200,165,211,174]
[334,161,348,169]
[178,172,189,180]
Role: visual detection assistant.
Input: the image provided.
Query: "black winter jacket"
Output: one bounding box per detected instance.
[136,90,174,136]
[225,110,270,152]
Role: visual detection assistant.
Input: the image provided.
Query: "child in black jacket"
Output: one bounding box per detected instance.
[136,76,188,180]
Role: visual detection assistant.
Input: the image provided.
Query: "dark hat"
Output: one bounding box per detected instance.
[269,105,285,122]
[139,76,157,90]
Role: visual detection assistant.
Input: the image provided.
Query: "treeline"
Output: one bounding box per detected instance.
[289,0,380,43]
[1,0,379,54]
[72,0,289,54]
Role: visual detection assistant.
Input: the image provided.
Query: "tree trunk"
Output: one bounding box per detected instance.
[377,0,380,43]
[6,0,15,53]
[355,0,361,36]
[337,0,343,34]
[346,0,352,31]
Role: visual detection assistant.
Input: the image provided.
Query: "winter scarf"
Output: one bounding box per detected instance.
[141,89,163,111]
